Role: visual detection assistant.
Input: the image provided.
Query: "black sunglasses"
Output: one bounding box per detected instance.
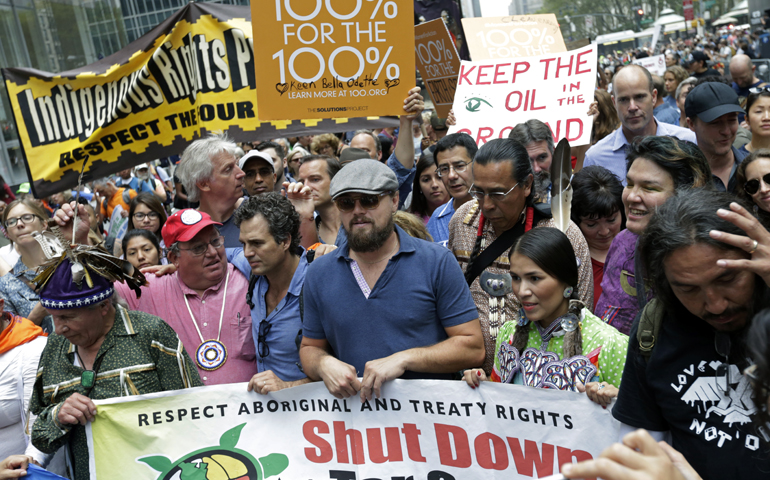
[258,320,271,358]
[334,192,391,212]
[744,173,770,195]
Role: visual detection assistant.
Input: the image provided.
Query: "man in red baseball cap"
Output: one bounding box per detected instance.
[113,208,256,385]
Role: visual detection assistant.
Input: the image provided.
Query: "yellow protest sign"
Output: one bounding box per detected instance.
[1,3,398,198]
[415,19,460,118]
[462,14,566,60]
[252,0,415,121]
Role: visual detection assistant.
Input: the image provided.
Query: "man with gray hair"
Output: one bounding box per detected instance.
[300,159,484,401]
[509,119,554,203]
[349,87,425,208]
[175,133,245,248]
[583,65,697,184]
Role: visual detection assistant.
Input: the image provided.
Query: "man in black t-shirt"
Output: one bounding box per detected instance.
[687,50,721,79]
[613,189,770,480]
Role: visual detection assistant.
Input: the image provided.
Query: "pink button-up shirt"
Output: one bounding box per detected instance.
[115,263,255,385]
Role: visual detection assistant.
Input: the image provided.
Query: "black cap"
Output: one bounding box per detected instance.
[688,50,710,65]
[685,82,744,123]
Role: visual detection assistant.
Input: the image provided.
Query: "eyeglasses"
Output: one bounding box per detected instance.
[744,173,770,195]
[334,192,392,212]
[132,212,160,221]
[258,320,271,358]
[436,160,472,178]
[749,86,770,94]
[5,214,41,228]
[468,182,520,202]
[176,236,225,256]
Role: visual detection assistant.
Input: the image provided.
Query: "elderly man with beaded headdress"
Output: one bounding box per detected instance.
[28,202,202,480]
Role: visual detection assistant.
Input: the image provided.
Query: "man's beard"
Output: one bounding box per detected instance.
[346,214,395,253]
[534,171,551,202]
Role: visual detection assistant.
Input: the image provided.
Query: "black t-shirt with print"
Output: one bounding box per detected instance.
[614,303,770,480]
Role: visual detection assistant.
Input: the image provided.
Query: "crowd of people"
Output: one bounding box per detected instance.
[3,28,770,480]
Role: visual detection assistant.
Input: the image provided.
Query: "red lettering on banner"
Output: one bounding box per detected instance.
[505,90,544,112]
[512,62,530,82]
[435,424,472,468]
[557,447,595,480]
[334,421,366,464]
[506,91,523,111]
[493,64,511,84]
[401,424,427,462]
[575,50,591,75]
[540,58,556,79]
[499,126,513,138]
[566,119,584,141]
[303,421,425,465]
[474,432,509,470]
[530,90,545,110]
[556,55,573,78]
[304,420,333,463]
[476,127,494,145]
[507,437,555,477]
[476,65,492,85]
[367,427,403,463]
[459,65,475,85]
[545,119,584,142]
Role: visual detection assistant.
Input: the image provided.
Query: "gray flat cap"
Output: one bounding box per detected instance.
[330,159,399,199]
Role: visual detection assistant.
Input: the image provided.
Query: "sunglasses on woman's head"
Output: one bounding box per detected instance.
[744,173,770,195]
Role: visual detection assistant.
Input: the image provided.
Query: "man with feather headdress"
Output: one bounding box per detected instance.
[28,202,202,480]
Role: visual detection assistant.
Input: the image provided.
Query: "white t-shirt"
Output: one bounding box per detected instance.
[0,244,20,268]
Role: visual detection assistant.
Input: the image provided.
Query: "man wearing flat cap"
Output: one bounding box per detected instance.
[686,82,748,193]
[299,159,485,401]
[28,204,202,480]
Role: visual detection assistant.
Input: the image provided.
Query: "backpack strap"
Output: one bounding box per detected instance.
[637,298,665,361]
[633,239,663,361]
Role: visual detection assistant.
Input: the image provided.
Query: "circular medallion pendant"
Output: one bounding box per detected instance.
[196,340,227,371]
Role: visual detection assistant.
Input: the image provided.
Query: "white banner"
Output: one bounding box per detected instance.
[448,45,597,146]
[632,54,667,76]
[86,379,619,479]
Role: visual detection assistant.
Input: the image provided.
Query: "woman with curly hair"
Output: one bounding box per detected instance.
[310,133,340,158]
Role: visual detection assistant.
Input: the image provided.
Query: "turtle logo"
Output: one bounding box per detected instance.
[138,424,288,480]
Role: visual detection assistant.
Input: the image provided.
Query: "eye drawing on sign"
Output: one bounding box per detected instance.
[464,96,493,113]
[138,424,288,480]
[680,362,758,427]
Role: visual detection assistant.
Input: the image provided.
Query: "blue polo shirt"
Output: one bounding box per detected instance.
[426,200,455,247]
[583,120,698,184]
[302,225,478,379]
[227,247,308,382]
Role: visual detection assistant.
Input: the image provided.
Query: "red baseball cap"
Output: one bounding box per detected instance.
[162,209,222,246]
